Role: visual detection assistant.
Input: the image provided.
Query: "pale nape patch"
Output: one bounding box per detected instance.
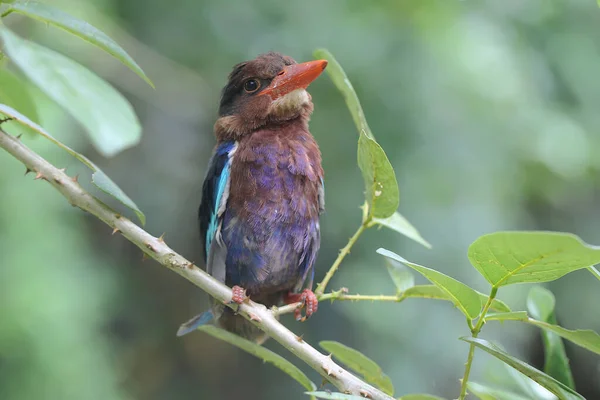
[268,89,310,119]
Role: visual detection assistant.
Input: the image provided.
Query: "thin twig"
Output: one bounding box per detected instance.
[458,286,498,400]
[319,292,402,303]
[273,289,405,317]
[315,223,368,296]
[0,129,394,400]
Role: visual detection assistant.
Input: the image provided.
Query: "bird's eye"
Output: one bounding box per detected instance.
[244,79,260,93]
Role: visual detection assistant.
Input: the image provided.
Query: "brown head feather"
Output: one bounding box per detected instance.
[214,52,324,141]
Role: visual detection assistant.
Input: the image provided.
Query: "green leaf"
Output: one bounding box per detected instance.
[384,257,415,294]
[527,286,575,389]
[0,68,38,137]
[482,303,600,357]
[402,285,511,313]
[357,132,399,218]
[461,337,584,400]
[485,311,529,321]
[305,393,364,400]
[308,394,445,400]
[468,231,600,287]
[0,27,142,157]
[91,170,145,224]
[502,364,552,399]
[0,68,38,122]
[312,49,373,140]
[314,48,399,219]
[527,286,555,321]
[370,211,431,248]
[0,103,145,224]
[526,319,600,356]
[319,341,394,396]
[7,1,153,87]
[378,249,482,319]
[199,326,315,392]
[466,382,531,400]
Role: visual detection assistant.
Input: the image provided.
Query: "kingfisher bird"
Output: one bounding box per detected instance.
[178,52,327,343]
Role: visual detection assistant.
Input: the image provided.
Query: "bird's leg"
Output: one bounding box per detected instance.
[230,285,248,304]
[284,289,318,322]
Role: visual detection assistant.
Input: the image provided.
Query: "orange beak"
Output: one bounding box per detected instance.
[260,59,328,100]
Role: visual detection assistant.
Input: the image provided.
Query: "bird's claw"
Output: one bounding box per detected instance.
[286,289,318,322]
[231,285,247,304]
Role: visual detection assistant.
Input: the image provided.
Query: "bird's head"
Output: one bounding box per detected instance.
[214,52,327,139]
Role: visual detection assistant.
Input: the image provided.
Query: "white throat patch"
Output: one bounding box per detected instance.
[268,89,310,118]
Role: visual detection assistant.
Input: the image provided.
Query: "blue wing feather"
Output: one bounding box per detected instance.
[178,149,234,338]
[198,141,236,274]
[206,162,230,254]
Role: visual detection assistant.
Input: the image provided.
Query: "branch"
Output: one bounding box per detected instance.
[275,289,403,317]
[0,129,395,400]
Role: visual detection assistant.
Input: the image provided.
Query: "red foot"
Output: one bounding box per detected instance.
[231,285,247,304]
[285,289,318,322]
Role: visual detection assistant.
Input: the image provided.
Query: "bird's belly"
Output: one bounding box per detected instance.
[222,133,322,303]
[222,164,321,298]
[221,203,317,298]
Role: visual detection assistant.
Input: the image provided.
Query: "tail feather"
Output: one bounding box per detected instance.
[176,310,214,337]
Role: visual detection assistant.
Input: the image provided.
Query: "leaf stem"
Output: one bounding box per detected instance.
[458,286,498,400]
[587,266,600,282]
[1,9,12,18]
[315,221,369,296]
[474,287,498,332]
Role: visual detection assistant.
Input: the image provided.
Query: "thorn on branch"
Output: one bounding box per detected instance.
[249,313,262,322]
[24,167,32,176]
[34,171,46,181]
[16,134,23,140]
[322,362,335,376]
[295,334,304,342]
[158,233,165,243]
[141,252,149,262]
[112,227,120,235]
[145,242,156,252]
[359,390,372,399]
[71,174,79,183]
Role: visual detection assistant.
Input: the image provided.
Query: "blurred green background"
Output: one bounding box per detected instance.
[1,0,600,399]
